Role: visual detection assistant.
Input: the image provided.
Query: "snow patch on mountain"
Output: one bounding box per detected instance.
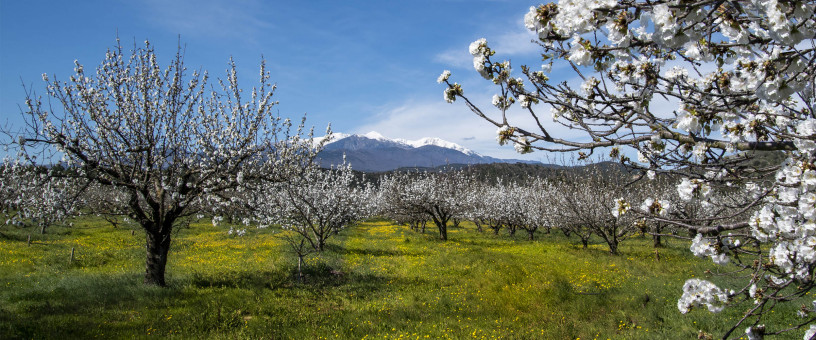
[395,137,477,155]
[318,131,478,155]
[362,131,390,142]
[313,132,349,146]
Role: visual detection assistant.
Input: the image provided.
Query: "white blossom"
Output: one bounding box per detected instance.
[437,70,451,84]
[514,136,532,154]
[678,279,729,314]
[804,324,816,340]
[568,37,593,66]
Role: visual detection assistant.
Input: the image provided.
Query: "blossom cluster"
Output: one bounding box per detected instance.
[677,278,731,314]
[438,0,816,336]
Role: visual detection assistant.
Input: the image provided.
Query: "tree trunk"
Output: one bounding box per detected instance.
[608,240,619,255]
[432,217,448,241]
[144,230,172,286]
[437,220,448,241]
[581,238,588,248]
[297,254,304,283]
[527,229,535,240]
[653,224,664,248]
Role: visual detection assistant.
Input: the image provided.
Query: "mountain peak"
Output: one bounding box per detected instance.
[362,131,389,141]
[315,131,479,171]
[322,131,477,156]
[394,136,476,156]
[315,131,539,172]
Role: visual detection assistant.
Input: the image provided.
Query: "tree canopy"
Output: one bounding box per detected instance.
[441,1,816,338]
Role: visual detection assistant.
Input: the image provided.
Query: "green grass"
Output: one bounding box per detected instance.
[0,217,805,339]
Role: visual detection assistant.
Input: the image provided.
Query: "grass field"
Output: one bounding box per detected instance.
[0,217,805,339]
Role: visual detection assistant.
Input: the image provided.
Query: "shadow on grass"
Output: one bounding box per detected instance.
[1,272,187,339]
[190,269,291,290]
[334,246,404,257]
[327,243,430,257]
[1,266,426,339]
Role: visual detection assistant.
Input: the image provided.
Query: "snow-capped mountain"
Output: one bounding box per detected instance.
[315,131,539,172]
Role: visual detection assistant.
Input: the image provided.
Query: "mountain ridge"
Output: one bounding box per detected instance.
[315,132,540,172]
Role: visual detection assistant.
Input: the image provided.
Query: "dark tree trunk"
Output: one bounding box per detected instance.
[431,216,448,241]
[581,238,588,248]
[436,218,448,241]
[527,228,536,240]
[144,229,172,286]
[507,225,517,236]
[430,206,449,241]
[474,220,483,233]
[653,224,663,248]
[608,240,619,255]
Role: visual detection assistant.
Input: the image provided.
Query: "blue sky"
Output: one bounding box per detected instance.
[1,0,569,161]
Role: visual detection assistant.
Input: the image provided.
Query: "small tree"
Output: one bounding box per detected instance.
[5,40,321,286]
[380,170,469,241]
[461,181,504,235]
[0,162,82,234]
[255,163,371,253]
[552,164,642,254]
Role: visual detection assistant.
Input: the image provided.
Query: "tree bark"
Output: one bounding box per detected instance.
[437,219,448,241]
[431,216,448,240]
[144,230,172,286]
[507,225,517,236]
[607,240,619,255]
[653,234,662,248]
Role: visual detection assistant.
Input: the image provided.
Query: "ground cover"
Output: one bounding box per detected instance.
[0,218,804,339]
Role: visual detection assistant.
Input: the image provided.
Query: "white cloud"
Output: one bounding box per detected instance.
[353,92,585,161]
[434,48,471,69]
[434,13,539,71]
[355,99,490,145]
[492,29,539,56]
[140,0,271,44]
[353,98,518,159]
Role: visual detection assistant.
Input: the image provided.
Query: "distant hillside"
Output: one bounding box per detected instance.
[351,161,634,186]
[316,132,541,172]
